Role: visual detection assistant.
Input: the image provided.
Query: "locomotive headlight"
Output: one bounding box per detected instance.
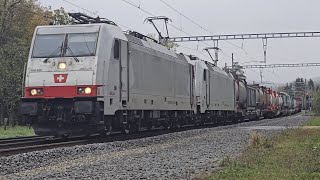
[58,62,67,70]
[30,88,43,96]
[78,87,92,95]
[30,89,38,96]
[84,87,92,94]
[78,88,84,94]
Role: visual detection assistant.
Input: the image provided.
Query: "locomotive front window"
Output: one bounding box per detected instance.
[32,33,98,58]
[32,34,65,58]
[65,33,98,57]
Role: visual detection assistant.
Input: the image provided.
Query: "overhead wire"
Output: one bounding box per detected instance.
[49,0,306,86]
[158,0,256,62]
[178,45,212,60]
[56,0,235,64]
[119,0,217,61]
[120,0,237,65]
[61,0,97,15]
[120,0,192,37]
[158,0,211,35]
[37,0,320,85]
[261,68,280,85]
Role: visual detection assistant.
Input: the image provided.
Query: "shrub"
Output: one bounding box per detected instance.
[249,131,274,149]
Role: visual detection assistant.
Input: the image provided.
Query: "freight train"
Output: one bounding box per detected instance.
[20,13,300,137]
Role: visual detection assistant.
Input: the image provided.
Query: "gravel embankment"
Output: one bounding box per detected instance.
[0,114,310,179]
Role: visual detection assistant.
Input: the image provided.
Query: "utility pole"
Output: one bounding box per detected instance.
[259,68,263,83]
[231,53,234,71]
[304,78,307,110]
[293,82,296,99]
[262,38,267,63]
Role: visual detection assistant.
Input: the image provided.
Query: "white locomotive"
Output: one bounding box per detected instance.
[20,13,299,136]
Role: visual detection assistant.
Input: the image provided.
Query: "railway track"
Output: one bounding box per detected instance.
[0,135,100,157]
[0,114,300,157]
[0,136,52,144]
[0,124,212,157]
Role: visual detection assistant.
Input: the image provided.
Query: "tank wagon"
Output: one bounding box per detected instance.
[20,13,299,137]
[280,92,292,116]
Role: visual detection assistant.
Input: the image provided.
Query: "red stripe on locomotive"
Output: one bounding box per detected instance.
[24,85,101,98]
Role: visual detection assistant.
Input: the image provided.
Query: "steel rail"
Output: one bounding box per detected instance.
[0,136,53,144]
[0,139,91,156]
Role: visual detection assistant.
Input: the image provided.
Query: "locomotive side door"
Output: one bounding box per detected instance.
[205,69,211,107]
[189,64,195,108]
[119,40,129,107]
[22,62,27,97]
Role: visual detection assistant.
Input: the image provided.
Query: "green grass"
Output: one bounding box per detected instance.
[208,129,320,180]
[0,126,35,138]
[305,117,320,126]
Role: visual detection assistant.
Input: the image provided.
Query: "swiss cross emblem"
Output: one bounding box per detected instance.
[54,74,68,83]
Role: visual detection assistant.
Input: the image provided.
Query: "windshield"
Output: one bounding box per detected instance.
[32,34,65,58]
[32,33,98,58]
[66,33,98,57]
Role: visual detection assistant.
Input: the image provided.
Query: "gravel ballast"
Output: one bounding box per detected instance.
[0,115,310,179]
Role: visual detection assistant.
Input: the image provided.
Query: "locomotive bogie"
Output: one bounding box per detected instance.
[21,98,104,136]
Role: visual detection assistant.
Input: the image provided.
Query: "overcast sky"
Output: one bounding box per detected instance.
[39,0,320,85]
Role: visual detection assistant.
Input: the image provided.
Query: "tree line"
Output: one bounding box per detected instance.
[0,0,69,126]
[278,78,320,113]
[279,78,319,99]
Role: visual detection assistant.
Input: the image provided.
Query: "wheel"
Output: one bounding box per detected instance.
[122,121,133,134]
[167,118,174,131]
[105,122,113,136]
[124,128,130,134]
[175,118,182,129]
[102,116,113,136]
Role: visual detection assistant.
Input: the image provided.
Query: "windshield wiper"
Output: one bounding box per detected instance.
[66,46,80,62]
[43,43,63,63]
